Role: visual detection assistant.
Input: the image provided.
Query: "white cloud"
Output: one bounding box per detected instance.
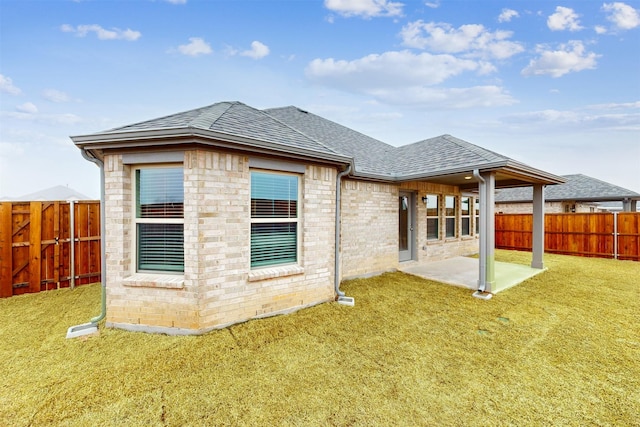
[165,0,187,3]
[306,50,483,88]
[305,50,515,108]
[177,37,212,56]
[502,107,640,132]
[324,0,403,18]
[602,2,640,30]
[16,102,38,114]
[61,24,141,41]
[547,6,584,31]
[521,41,599,78]
[240,41,270,59]
[498,8,519,23]
[594,25,608,34]
[368,85,517,108]
[424,1,439,8]
[0,74,22,95]
[1,111,83,125]
[42,89,70,103]
[400,21,524,59]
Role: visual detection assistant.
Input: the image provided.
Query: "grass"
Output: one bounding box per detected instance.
[0,250,638,426]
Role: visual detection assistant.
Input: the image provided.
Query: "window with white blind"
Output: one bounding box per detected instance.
[135,167,184,273]
[461,196,471,236]
[250,171,300,268]
[445,195,457,238]
[425,194,439,240]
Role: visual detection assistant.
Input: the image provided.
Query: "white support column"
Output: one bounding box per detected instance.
[531,184,545,269]
[474,170,495,296]
[484,172,496,291]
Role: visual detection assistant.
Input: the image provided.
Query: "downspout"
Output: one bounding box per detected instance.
[67,148,106,338]
[472,169,488,295]
[80,148,107,323]
[335,164,354,305]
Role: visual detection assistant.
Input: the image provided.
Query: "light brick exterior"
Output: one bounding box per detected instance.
[339,180,480,280]
[103,150,336,335]
[102,149,482,334]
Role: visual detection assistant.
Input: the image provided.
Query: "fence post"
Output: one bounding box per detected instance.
[70,200,75,290]
[613,211,618,260]
[29,202,42,293]
[0,203,12,297]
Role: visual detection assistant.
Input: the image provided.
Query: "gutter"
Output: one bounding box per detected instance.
[335,164,355,306]
[66,148,107,338]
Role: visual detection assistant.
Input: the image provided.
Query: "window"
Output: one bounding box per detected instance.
[461,196,470,236]
[135,167,184,273]
[425,194,439,240]
[250,171,299,268]
[445,196,456,238]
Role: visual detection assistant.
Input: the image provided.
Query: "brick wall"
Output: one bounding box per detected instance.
[340,179,398,278]
[401,182,480,262]
[103,150,336,334]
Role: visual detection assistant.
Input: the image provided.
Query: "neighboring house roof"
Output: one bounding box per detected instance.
[72,101,565,188]
[495,174,640,203]
[4,185,92,201]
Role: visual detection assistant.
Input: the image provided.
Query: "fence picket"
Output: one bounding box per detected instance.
[496,212,640,261]
[0,201,101,298]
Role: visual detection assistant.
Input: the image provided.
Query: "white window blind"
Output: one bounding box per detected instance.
[250,171,299,268]
[426,194,439,240]
[135,167,184,272]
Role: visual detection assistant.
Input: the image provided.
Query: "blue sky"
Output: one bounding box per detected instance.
[1,0,639,199]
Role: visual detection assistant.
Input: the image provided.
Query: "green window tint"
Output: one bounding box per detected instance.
[250,171,299,268]
[135,167,184,273]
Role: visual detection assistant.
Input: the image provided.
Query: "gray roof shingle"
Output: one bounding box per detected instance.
[77,101,562,184]
[264,107,511,177]
[105,102,341,157]
[495,174,640,202]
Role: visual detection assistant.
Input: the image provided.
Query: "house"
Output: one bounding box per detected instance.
[71,101,563,335]
[1,185,92,201]
[495,174,640,213]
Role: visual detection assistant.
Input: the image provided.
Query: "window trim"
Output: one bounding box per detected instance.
[461,196,471,237]
[425,194,440,241]
[250,169,302,270]
[131,164,184,275]
[445,195,457,239]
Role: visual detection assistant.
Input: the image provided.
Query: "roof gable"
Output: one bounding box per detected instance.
[89,102,341,158]
[496,174,640,202]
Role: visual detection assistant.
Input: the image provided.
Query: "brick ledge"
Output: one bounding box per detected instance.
[248,264,304,282]
[123,273,185,289]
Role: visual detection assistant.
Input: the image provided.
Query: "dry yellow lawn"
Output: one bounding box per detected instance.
[0,250,638,426]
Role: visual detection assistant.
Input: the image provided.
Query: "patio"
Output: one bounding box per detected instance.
[400,256,547,294]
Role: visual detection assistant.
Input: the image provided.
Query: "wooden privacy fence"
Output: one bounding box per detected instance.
[0,201,101,298]
[495,212,640,261]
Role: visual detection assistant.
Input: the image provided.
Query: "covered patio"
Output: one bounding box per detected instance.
[400,256,547,296]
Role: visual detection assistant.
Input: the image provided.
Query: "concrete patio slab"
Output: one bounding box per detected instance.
[399,257,547,294]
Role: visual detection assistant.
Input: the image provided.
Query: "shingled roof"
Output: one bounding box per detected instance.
[495,174,640,203]
[72,101,564,186]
